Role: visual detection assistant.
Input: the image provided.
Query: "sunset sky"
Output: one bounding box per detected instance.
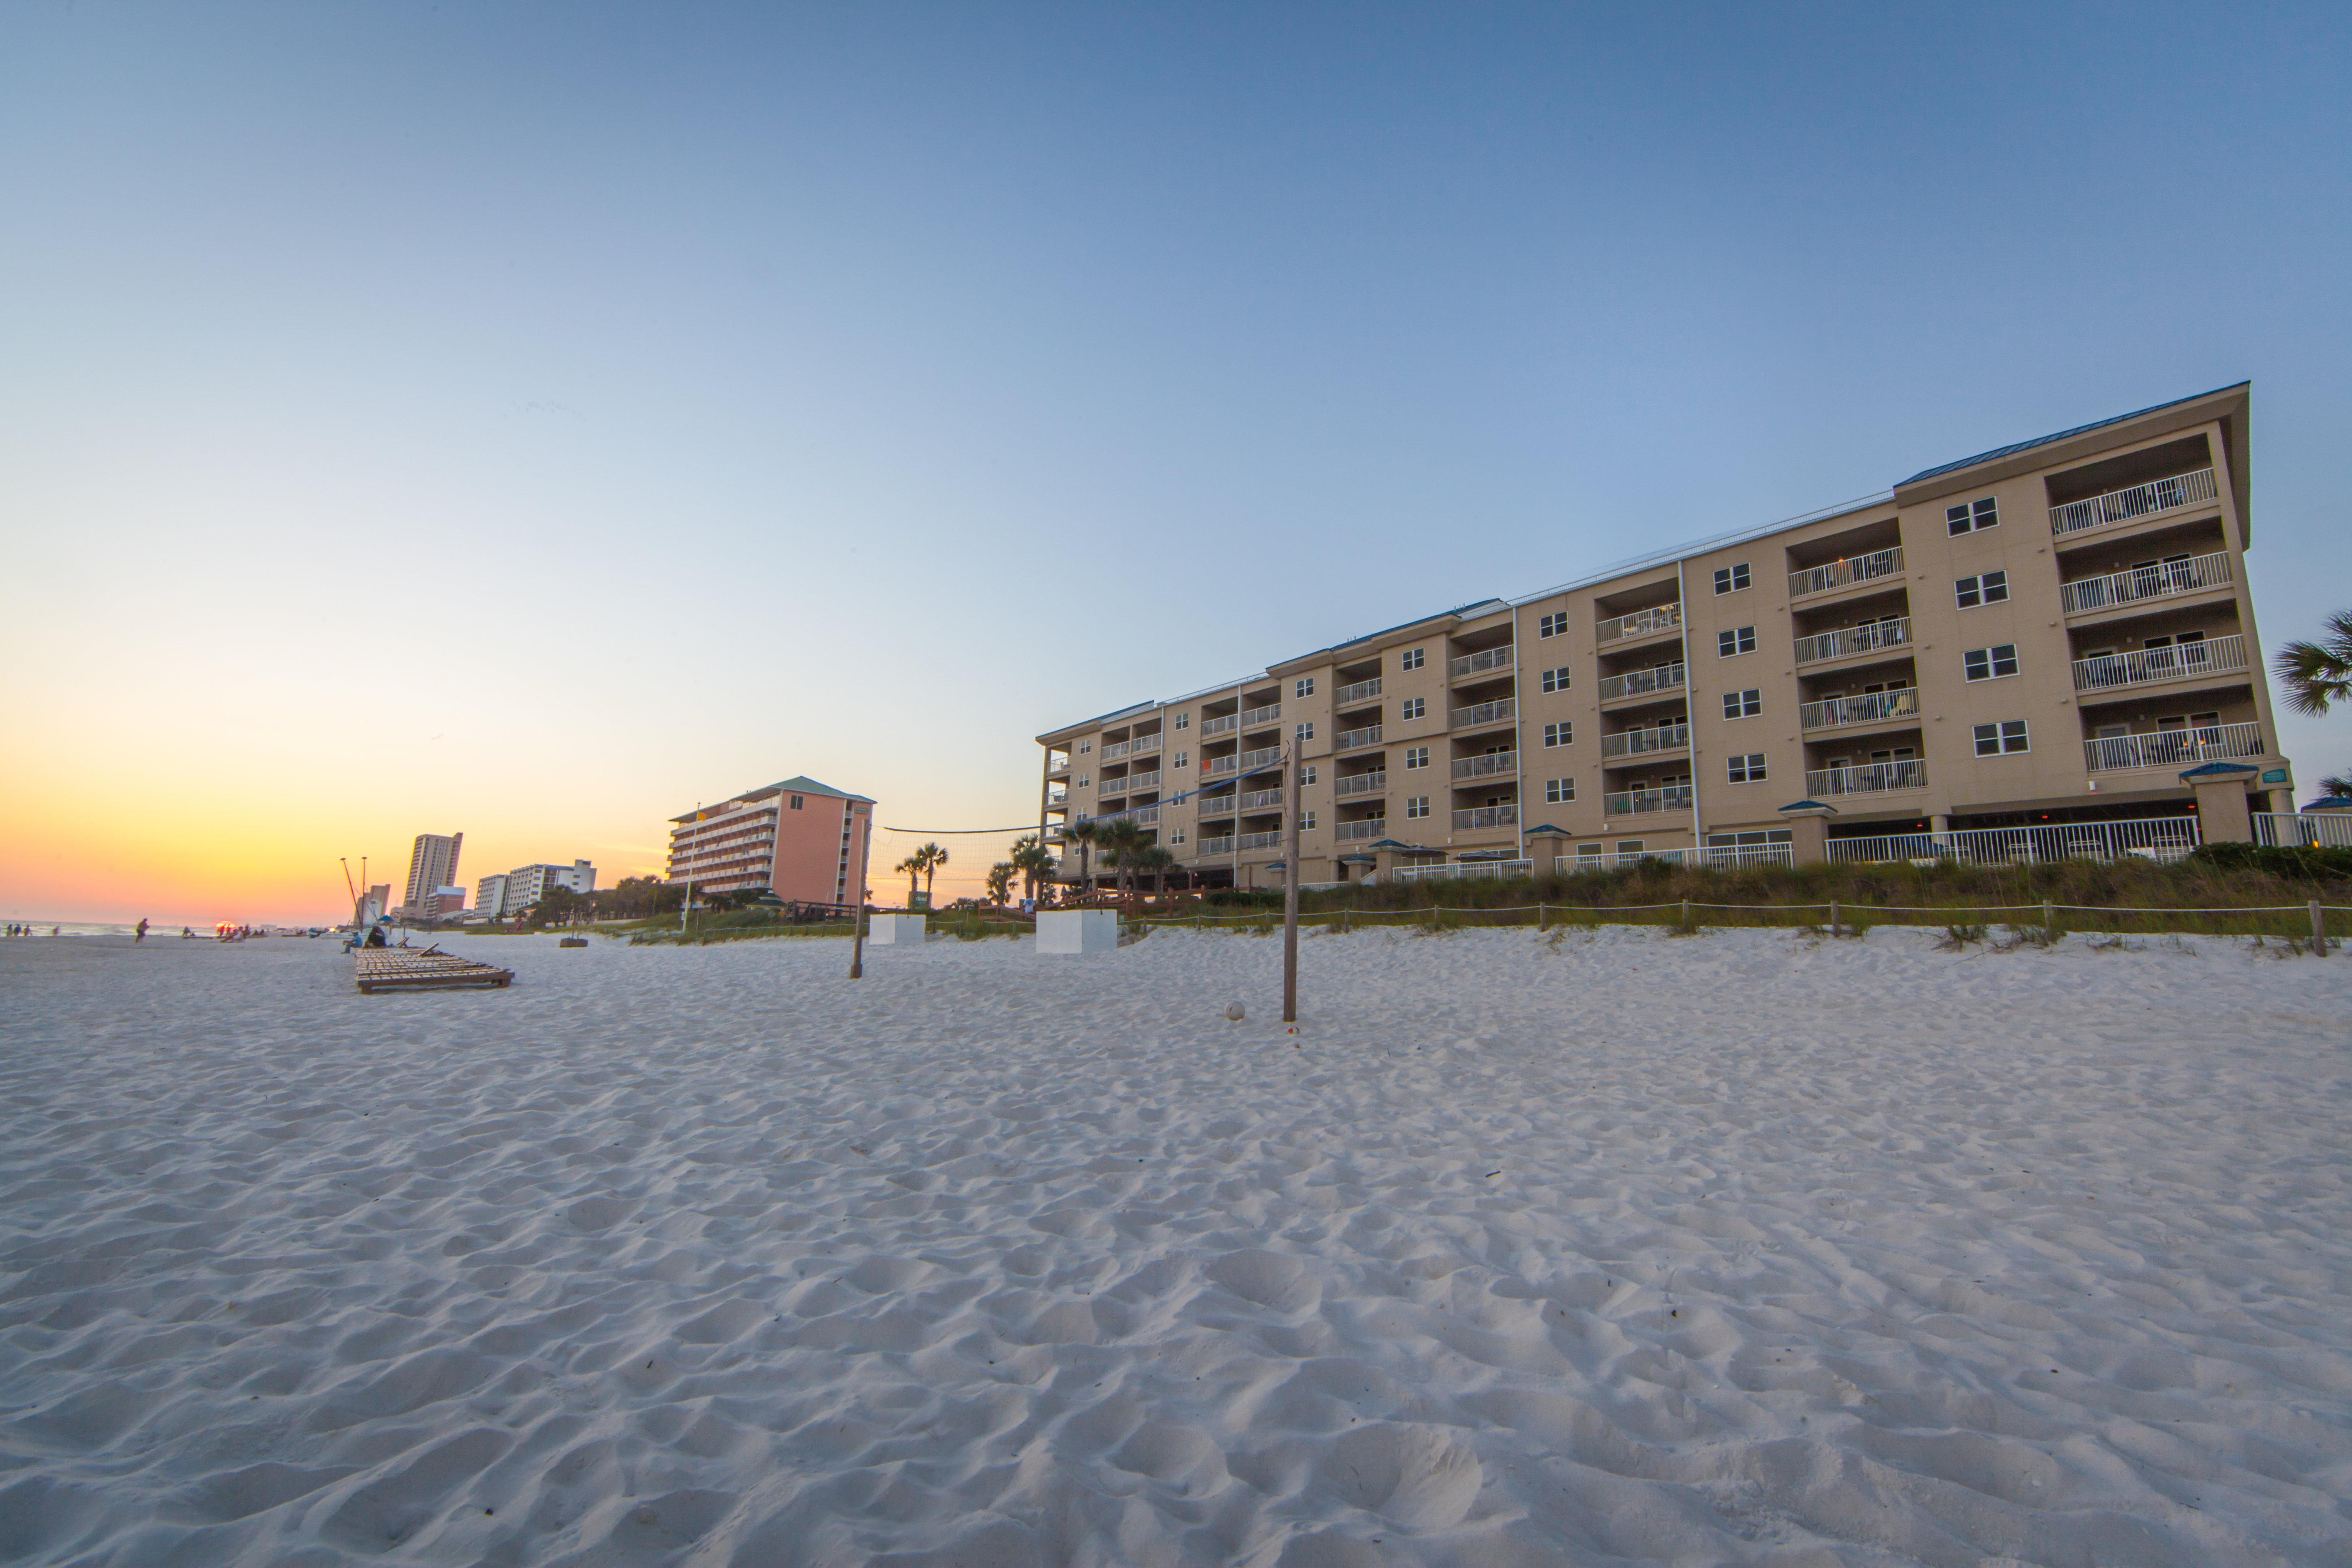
[5,4,2348,924]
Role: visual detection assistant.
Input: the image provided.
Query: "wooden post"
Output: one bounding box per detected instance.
[849,893,866,978]
[1828,899,1838,938]
[1538,903,1548,931]
[1283,741,1302,1024]
[1680,898,1689,929]
[2043,900,2055,943]
[2313,900,2329,955]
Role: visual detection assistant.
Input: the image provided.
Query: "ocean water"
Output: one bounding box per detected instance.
[0,922,337,939]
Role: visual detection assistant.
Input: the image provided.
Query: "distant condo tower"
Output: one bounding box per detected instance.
[668,776,875,908]
[401,833,463,915]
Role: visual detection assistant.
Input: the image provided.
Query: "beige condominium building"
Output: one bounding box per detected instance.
[1034,383,2294,885]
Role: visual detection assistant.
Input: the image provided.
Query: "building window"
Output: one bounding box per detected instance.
[1617,841,1644,856]
[1947,496,2000,535]
[1302,810,1318,830]
[1955,571,2009,609]
[1576,843,1602,863]
[1171,830,1186,844]
[1405,796,1430,819]
[1538,611,1567,638]
[1296,721,1315,740]
[1540,666,1571,693]
[1713,563,1751,594]
[1974,720,2030,756]
[789,794,804,809]
[1173,712,1189,730]
[1303,765,1318,785]
[1296,677,1315,697]
[1727,753,1767,783]
[1400,647,1424,670]
[1543,722,1572,747]
[1723,688,1762,719]
[1078,740,1090,753]
[1545,778,1574,803]
[1401,697,1426,720]
[1078,775,1088,787]
[1404,746,1429,770]
[1174,750,1188,768]
[1718,626,1757,657]
[1963,644,2020,681]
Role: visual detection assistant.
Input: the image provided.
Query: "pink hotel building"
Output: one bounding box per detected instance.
[665,776,876,908]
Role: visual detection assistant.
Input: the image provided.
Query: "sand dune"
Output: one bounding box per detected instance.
[2,924,2349,1564]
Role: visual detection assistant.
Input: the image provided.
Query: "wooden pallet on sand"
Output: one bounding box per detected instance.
[354,946,515,994]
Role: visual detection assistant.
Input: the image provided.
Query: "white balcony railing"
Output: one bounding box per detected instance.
[2050,467,2218,537]
[1237,830,1284,851]
[1800,688,1922,730]
[1452,751,1516,780]
[1131,734,1162,755]
[1201,714,1240,738]
[1804,759,1928,797]
[1203,756,1239,777]
[1452,804,1519,830]
[1335,676,1382,705]
[1335,725,1382,750]
[2060,550,2233,615]
[1793,617,1911,665]
[1449,645,1514,680]
[1117,805,1160,827]
[1238,745,1284,772]
[1828,815,2200,866]
[1239,788,1284,812]
[1452,698,1517,729]
[1197,835,1235,855]
[1596,603,1681,643]
[1602,784,1694,816]
[1392,859,1534,885]
[2084,722,2264,773]
[1789,545,1904,599]
[1599,663,1687,702]
[1101,740,1130,760]
[1105,770,1160,795]
[1334,818,1386,841]
[1240,703,1282,729]
[1334,771,1387,797]
[1602,724,1688,759]
[1194,793,1237,817]
[2071,633,2248,693]
[2254,813,2352,850]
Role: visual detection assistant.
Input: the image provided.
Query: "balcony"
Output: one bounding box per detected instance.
[2060,550,2233,615]
[1239,788,1285,812]
[1102,739,1130,760]
[1452,750,1516,780]
[2050,467,2218,537]
[1602,723,1688,759]
[1334,817,1386,841]
[1194,793,1237,818]
[1794,617,1911,666]
[1596,603,1681,642]
[1238,829,1284,851]
[1203,756,1240,778]
[1115,770,1160,794]
[1335,676,1382,705]
[1805,760,1928,797]
[1448,645,1514,680]
[1800,688,1922,731]
[1238,745,1284,772]
[2071,633,2248,694]
[1334,771,1387,798]
[1109,805,1160,827]
[1201,714,1240,738]
[1336,724,1383,750]
[1602,784,1694,817]
[1598,663,1686,703]
[1197,835,1235,855]
[1452,697,1517,730]
[2084,722,2265,773]
[1452,804,1519,831]
[1789,545,1904,600]
[1240,703,1282,729]
[1131,734,1163,756]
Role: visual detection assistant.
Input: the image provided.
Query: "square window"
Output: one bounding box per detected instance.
[1543,722,1572,748]
[1296,721,1315,740]
[1540,666,1571,693]
[1404,746,1429,769]
[1713,563,1752,594]
[1723,688,1762,719]
[1727,753,1766,784]
[1173,712,1189,729]
[1947,496,2000,535]
[1400,647,1424,670]
[1955,570,2009,609]
[1175,750,1188,768]
[1718,626,1757,657]
[1963,644,2019,681]
[1302,765,1317,785]
[1400,697,1426,721]
[1617,841,1644,856]
[1171,830,1186,844]
[1405,796,1430,820]
[1078,740,1090,753]
[1538,611,1567,638]
[1302,810,1317,830]
[1078,775,1088,788]
[1973,720,2030,756]
[1296,677,1315,697]
[1545,778,1575,804]
[789,794,804,809]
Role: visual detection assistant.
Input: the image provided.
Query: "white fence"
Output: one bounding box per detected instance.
[1392,859,1534,884]
[2050,467,2217,536]
[2254,813,2352,849]
[1557,844,1795,872]
[1826,815,2202,866]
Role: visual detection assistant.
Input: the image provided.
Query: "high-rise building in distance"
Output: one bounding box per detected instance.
[667,777,875,907]
[401,833,463,915]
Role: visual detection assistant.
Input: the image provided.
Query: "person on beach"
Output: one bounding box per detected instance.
[135,918,148,942]
[363,925,388,947]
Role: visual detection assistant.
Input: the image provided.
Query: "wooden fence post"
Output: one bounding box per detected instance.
[1828,899,1838,938]
[2043,900,2055,943]
[2313,900,2329,955]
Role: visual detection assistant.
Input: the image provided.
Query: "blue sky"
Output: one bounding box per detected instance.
[3,3,2347,915]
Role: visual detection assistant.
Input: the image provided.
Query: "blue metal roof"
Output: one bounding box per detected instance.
[1897,383,2246,489]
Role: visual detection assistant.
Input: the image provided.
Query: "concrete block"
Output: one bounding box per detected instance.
[1036,909,1119,954]
[867,915,928,945]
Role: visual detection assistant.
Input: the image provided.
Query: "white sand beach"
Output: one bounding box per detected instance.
[3,924,2349,1565]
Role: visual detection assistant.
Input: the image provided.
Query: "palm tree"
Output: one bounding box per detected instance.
[2321,774,2352,801]
[1062,820,1101,895]
[2275,610,2352,716]
[915,842,948,906]
[1095,818,1146,898]
[1010,834,1054,903]
[1134,844,1178,893]
[894,854,923,905]
[985,862,1015,904]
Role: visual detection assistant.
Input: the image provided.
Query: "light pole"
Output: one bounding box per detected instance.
[1283,738,1301,1024]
